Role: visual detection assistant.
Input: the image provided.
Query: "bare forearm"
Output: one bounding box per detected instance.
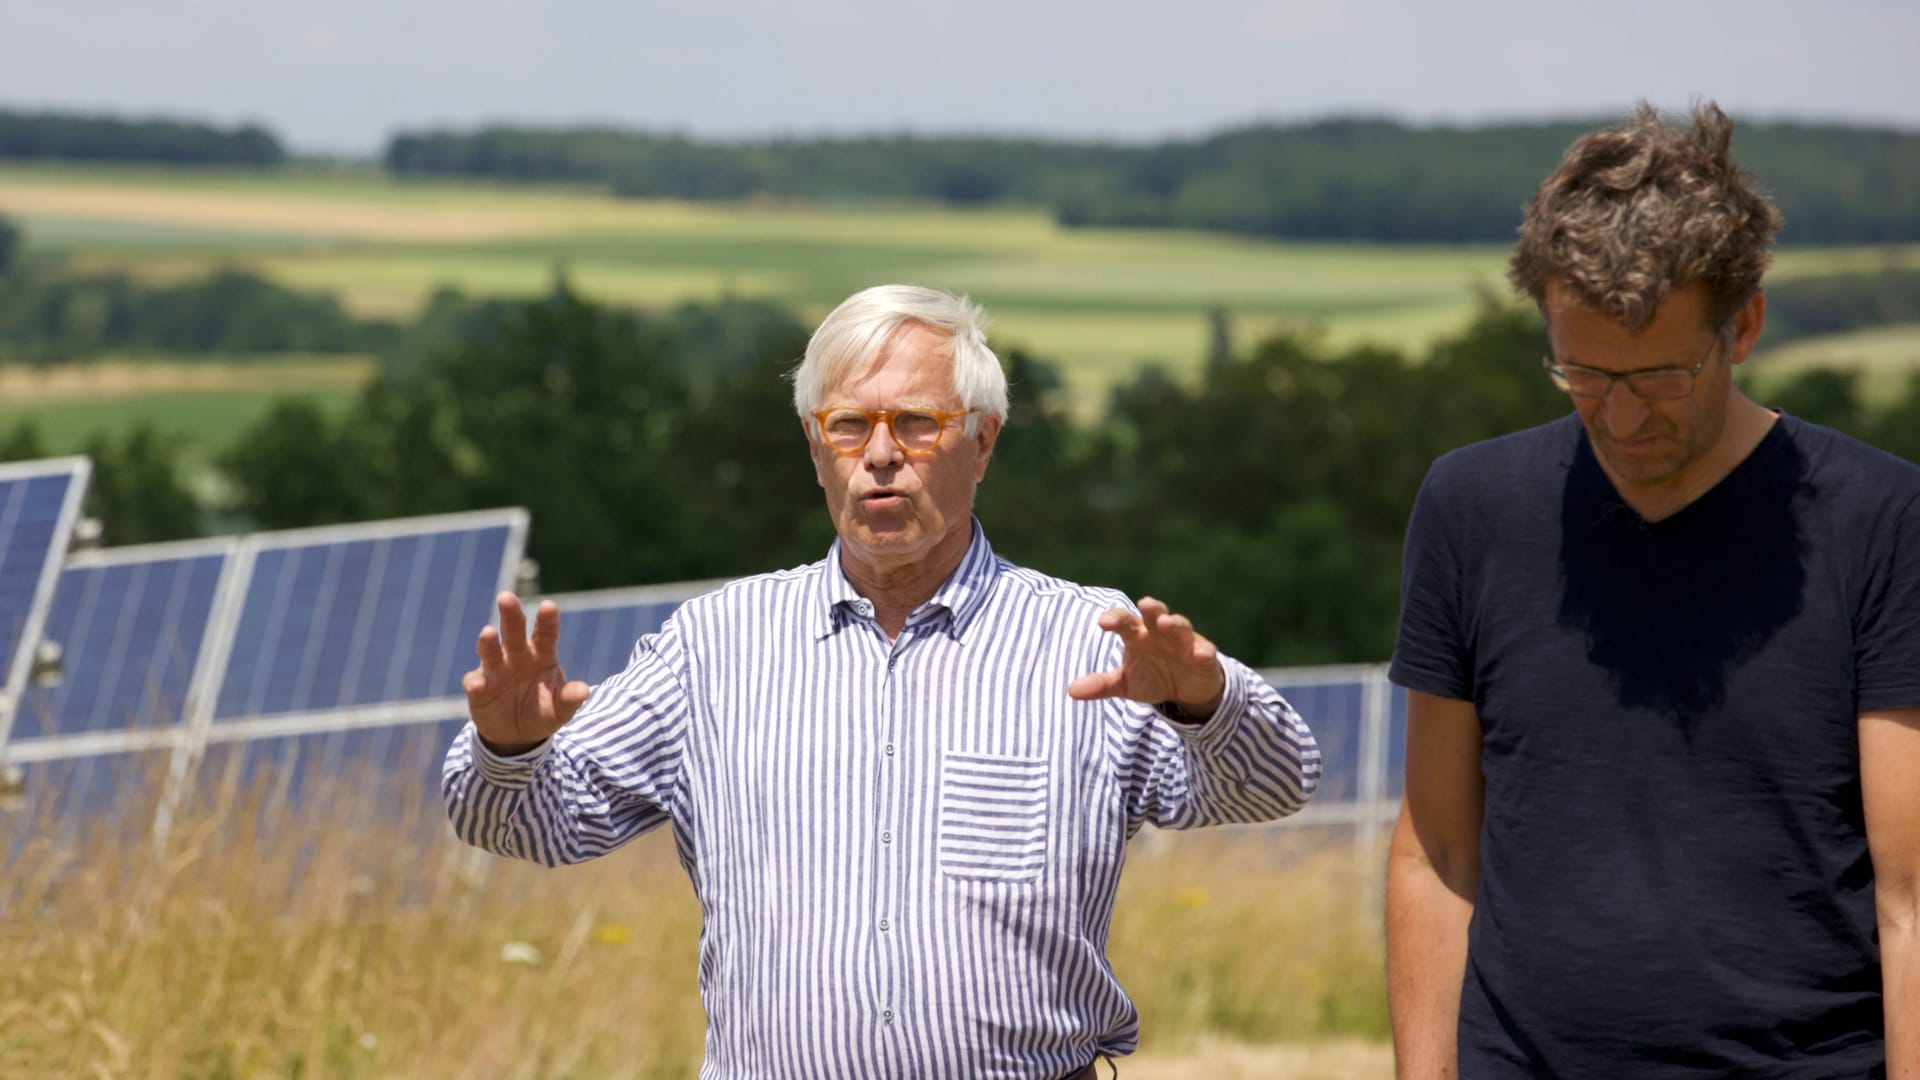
[1886,918,1918,1080]
[1386,851,1474,1080]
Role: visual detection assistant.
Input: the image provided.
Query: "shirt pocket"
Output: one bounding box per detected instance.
[938,751,1050,883]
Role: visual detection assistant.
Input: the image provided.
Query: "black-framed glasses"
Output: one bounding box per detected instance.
[1542,324,1728,401]
[811,407,976,457]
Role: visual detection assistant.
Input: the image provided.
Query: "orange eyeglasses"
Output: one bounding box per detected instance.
[810,407,976,457]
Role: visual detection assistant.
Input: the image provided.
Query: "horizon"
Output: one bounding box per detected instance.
[5,99,1918,164]
[3,0,1914,157]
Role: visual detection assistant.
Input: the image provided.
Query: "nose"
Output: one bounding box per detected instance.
[862,419,903,467]
[1599,381,1649,439]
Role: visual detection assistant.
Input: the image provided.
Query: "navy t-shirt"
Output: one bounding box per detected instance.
[1391,412,1920,1079]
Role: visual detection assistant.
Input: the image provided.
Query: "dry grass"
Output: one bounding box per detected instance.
[0,744,1387,1078]
[0,181,582,243]
[0,358,373,402]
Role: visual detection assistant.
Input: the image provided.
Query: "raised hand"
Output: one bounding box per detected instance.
[462,592,592,755]
[1067,596,1226,720]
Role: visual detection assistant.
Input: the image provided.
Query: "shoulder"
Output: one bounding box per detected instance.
[1769,414,1920,531]
[1779,413,1920,502]
[1409,415,1582,544]
[665,557,828,626]
[1772,416,1920,561]
[982,555,1133,652]
[1422,414,1582,500]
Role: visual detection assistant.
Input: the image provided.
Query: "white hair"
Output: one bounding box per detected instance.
[791,284,1010,432]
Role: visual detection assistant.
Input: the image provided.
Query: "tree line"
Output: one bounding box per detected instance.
[385,118,1920,244]
[0,108,283,166]
[6,278,1917,667]
[3,101,1916,244]
[0,264,397,361]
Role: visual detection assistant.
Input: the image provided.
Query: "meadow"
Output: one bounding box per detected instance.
[0,357,367,460]
[4,163,1918,452]
[0,741,1389,1079]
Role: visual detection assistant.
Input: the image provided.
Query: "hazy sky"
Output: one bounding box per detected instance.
[2,0,1915,156]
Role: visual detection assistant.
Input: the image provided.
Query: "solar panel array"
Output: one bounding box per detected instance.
[0,495,527,838]
[0,453,1410,854]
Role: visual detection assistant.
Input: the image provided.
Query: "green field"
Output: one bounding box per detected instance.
[0,165,1526,379]
[0,384,357,457]
[1744,322,1920,403]
[4,163,1919,447]
[0,356,369,464]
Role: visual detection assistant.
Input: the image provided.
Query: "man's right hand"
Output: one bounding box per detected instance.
[462,591,592,756]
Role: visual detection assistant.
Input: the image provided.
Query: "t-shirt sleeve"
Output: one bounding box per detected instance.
[1857,489,1920,712]
[1389,461,1474,701]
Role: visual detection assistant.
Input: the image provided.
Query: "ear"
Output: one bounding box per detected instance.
[971,414,1003,483]
[1725,291,1767,367]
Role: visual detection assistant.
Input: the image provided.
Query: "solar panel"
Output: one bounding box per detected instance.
[540,579,729,686]
[1385,683,1409,800]
[0,509,525,850]
[208,510,528,724]
[2,748,172,854]
[8,538,239,742]
[1267,675,1368,804]
[192,717,465,822]
[0,457,91,745]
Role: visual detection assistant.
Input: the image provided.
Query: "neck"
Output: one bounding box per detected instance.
[839,524,973,638]
[1605,395,1778,522]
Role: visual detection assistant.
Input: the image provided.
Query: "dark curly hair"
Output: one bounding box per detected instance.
[1508,102,1783,330]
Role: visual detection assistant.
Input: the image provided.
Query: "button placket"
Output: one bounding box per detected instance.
[875,632,906,1045]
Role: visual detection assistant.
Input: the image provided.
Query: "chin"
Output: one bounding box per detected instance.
[850,522,924,552]
[1605,454,1685,489]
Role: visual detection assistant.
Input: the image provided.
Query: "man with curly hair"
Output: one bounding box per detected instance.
[1387,103,1919,1078]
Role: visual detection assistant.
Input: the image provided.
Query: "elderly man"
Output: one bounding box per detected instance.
[444,283,1321,1079]
[1387,104,1920,1078]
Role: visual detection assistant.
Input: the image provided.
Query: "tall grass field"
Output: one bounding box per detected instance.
[0,734,1388,1078]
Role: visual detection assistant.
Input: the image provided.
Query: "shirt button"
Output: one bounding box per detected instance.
[884,744,895,757]
[883,1008,894,1022]
[881,830,892,844]
[879,918,890,931]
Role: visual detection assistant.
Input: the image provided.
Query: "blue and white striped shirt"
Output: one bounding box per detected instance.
[444,525,1320,1079]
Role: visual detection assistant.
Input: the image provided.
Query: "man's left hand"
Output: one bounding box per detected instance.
[1068,596,1226,721]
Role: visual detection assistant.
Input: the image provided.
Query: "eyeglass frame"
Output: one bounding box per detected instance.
[1541,321,1731,401]
[809,406,979,457]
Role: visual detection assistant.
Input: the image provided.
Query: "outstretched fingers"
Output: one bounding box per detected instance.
[556,678,593,726]
[1075,603,1147,701]
[1073,597,1224,708]
[529,599,563,666]
[1139,597,1191,646]
[474,622,507,671]
[1067,667,1126,701]
[495,591,536,668]
[467,593,570,715]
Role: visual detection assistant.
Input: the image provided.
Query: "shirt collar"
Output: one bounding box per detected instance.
[815,518,1000,642]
